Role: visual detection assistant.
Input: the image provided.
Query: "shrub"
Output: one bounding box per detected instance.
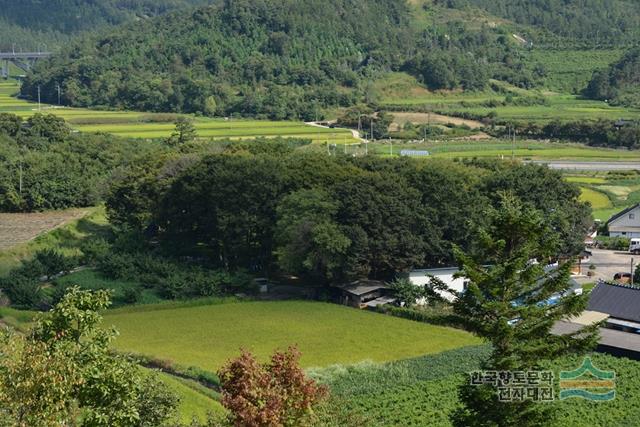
[33,249,76,277]
[0,273,43,309]
[596,236,630,251]
[80,238,111,265]
[218,347,328,427]
[122,286,143,304]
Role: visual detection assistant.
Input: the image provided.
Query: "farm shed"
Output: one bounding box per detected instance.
[607,203,640,238]
[332,280,392,308]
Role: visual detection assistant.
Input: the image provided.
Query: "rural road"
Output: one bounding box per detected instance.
[529,161,640,171]
[583,249,637,282]
[305,121,365,142]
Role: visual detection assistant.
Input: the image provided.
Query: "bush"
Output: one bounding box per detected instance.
[122,286,143,304]
[596,236,630,251]
[0,273,43,309]
[33,249,76,277]
[376,304,466,330]
[80,238,111,265]
[96,250,254,300]
[218,347,328,426]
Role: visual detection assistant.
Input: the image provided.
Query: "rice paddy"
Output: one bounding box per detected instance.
[0,80,355,143]
[378,72,640,123]
[569,173,640,221]
[105,300,481,372]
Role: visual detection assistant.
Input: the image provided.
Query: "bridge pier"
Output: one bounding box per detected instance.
[0,51,52,77]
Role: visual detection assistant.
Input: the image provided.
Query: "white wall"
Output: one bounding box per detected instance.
[409,268,468,302]
[611,231,640,238]
[609,205,640,229]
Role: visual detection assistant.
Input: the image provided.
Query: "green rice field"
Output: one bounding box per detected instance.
[105,300,481,371]
[568,173,640,221]
[365,140,640,162]
[0,80,354,142]
[377,72,640,123]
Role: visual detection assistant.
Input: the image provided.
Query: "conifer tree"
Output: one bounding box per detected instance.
[451,194,599,427]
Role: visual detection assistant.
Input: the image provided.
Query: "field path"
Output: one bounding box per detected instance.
[306,121,365,142]
[0,209,89,251]
[391,112,485,129]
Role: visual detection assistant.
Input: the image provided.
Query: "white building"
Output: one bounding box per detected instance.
[607,204,640,238]
[408,267,469,302]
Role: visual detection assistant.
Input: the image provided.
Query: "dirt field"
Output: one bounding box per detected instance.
[0,209,89,251]
[391,112,485,129]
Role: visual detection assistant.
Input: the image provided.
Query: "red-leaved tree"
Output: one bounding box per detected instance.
[218,346,328,427]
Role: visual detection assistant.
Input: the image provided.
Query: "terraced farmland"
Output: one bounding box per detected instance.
[567,173,640,221]
[0,81,354,142]
[377,73,640,123]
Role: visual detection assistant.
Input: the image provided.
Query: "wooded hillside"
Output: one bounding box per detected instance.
[0,0,210,49]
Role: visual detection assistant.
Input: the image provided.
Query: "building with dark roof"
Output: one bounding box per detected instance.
[331,280,393,308]
[553,282,640,360]
[588,282,640,324]
[607,203,640,238]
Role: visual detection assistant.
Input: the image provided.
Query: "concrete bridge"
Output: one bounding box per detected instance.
[1,51,52,78]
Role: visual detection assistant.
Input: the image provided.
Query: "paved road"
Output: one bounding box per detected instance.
[529,161,640,171]
[583,248,637,282]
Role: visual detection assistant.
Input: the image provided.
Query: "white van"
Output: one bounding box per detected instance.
[630,238,640,254]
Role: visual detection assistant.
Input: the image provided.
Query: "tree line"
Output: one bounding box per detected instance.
[496,119,640,149]
[0,113,159,212]
[106,142,591,282]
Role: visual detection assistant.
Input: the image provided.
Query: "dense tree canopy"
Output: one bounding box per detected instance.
[585,48,640,107]
[21,0,538,118]
[449,0,640,46]
[0,0,210,50]
[0,113,159,212]
[106,144,592,282]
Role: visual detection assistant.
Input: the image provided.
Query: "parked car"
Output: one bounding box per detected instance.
[614,272,633,283]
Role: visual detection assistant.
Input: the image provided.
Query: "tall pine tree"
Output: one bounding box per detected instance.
[451,193,599,427]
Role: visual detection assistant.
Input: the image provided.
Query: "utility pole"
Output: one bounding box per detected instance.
[512,128,516,161]
[632,258,635,285]
[370,119,374,142]
[56,83,61,105]
[18,157,23,195]
[389,137,392,156]
[37,85,41,111]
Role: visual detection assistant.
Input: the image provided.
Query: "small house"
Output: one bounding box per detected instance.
[607,204,640,238]
[332,280,393,308]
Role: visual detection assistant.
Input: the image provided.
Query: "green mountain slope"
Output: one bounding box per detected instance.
[585,48,640,107]
[0,0,211,50]
[19,0,531,118]
[19,0,640,118]
[448,0,640,46]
